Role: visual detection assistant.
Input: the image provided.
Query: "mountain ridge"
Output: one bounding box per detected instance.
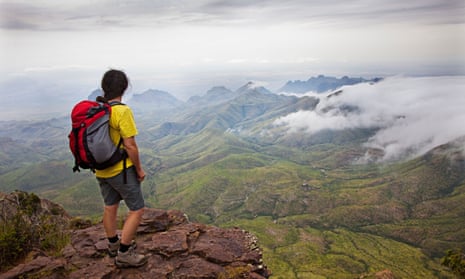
[279,75,382,93]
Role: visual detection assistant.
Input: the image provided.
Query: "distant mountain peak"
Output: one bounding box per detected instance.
[128,89,183,110]
[133,89,174,99]
[244,81,267,89]
[205,86,233,96]
[279,75,381,94]
[187,86,236,106]
[236,82,273,95]
[245,81,255,88]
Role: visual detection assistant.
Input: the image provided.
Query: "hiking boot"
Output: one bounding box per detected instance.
[108,239,136,257]
[115,245,148,268]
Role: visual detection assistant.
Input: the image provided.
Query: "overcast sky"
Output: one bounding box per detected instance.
[0,0,464,100]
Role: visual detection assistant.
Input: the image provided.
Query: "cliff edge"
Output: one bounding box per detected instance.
[0,191,270,279]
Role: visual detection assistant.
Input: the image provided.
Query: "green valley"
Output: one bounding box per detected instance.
[1,80,464,278]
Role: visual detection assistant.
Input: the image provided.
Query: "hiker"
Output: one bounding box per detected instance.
[95,69,147,267]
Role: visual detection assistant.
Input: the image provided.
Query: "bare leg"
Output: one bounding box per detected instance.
[103,204,119,238]
[120,207,144,245]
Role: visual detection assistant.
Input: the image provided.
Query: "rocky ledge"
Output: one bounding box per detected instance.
[1,205,270,279]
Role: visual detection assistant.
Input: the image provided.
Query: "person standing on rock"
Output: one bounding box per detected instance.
[95,69,147,267]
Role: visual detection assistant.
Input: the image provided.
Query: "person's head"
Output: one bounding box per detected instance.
[101,69,129,100]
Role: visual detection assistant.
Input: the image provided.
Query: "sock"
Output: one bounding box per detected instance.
[108,235,119,243]
[119,243,130,253]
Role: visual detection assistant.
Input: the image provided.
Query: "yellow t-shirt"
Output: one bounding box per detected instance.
[95,104,138,178]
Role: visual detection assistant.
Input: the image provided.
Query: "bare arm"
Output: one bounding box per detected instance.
[122,136,145,182]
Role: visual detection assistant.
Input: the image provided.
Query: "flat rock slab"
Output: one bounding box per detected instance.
[1,208,270,279]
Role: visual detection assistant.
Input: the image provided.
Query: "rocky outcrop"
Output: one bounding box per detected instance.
[0,191,70,223]
[1,203,270,279]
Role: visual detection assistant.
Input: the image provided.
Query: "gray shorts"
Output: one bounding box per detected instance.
[97,167,145,211]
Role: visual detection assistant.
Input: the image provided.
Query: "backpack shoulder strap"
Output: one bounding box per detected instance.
[107,100,128,182]
[109,101,126,107]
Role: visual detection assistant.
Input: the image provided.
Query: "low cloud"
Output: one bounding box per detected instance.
[274,76,465,161]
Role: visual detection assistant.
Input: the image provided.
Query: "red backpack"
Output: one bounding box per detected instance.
[68,100,127,173]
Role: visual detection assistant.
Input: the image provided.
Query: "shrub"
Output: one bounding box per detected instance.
[0,192,70,271]
[17,191,41,216]
[0,214,34,269]
[441,249,465,278]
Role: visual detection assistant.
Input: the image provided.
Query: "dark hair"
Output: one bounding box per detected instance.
[100,69,129,101]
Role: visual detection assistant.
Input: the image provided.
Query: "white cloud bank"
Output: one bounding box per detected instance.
[274,76,465,161]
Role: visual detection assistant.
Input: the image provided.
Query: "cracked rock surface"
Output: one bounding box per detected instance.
[1,208,270,279]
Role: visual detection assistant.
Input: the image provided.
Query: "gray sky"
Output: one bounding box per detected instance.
[0,0,464,100]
